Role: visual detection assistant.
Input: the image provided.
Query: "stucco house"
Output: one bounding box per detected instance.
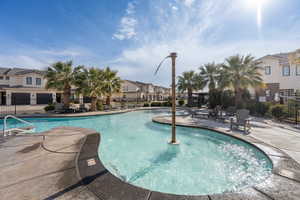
[0,68,58,105]
[257,49,300,102]
[119,80,171,102]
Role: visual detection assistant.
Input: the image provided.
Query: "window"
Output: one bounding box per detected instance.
[265,66,271,75]
[0,76,3,80]
[26,77,32,85]
[36,78,41,85]
[6,76,9,80]
[282,65,290,76]
[296,65,300,76]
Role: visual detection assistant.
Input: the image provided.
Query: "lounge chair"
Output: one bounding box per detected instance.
[111,106,120,111]
[191,109,209,118]
[104,105,111,111]
[78,104,88,112]
[230,109,251,134]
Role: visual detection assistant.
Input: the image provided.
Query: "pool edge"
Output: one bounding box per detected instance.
[76,131,300,200]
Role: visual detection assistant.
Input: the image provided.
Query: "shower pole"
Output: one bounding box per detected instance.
[169,52,179,144]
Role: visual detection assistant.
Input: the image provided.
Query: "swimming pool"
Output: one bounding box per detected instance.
[1,109,272,195]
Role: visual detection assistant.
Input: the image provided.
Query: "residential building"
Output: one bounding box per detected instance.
[0,67,169,105]
[118,80,171,102]
[257,49,300,102]
[0,68,58,105]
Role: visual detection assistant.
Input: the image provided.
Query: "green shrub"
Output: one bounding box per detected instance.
[257,102,270,116]
[97,101,104,111]
[162,101,172,107]
[150,102,162,107]
[247,102,270,116]
[271,105,287,120]
[178,100,184,106]
[143,103,149,107]
[44,104,55,112]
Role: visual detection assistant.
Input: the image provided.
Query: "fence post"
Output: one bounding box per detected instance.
[296,103,298,125]
[14,95,16,115]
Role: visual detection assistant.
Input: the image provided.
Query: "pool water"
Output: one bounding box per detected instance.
[0,110,272,195]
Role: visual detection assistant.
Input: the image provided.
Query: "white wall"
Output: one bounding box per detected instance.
[122,81,139,92]
[260,57,300,91]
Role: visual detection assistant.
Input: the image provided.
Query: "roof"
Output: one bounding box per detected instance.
[258,52,291,65]
[271,53,289,65]
[0,68,10,75]
[124,80,170,90]
[0,67,45,76]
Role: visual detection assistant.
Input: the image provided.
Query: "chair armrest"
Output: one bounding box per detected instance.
[245,118,252,123]
[230,117,235,123]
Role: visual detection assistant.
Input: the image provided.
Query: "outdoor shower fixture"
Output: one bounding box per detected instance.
[155,52,179,144]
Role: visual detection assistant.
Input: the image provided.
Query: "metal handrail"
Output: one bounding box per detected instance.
[3,115,35,136]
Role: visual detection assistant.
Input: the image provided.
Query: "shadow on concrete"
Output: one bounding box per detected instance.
[43,169,108,200]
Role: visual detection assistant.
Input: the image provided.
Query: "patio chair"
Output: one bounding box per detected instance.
[209,106,223,120]
[226,106,236,117]
[230,109,251,134]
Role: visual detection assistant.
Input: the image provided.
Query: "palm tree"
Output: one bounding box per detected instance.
[45,61,83,109]
[199,62,220,91]
[221,54,263,108]
[76,68,105,111]
[177,71,205,106]
[102,67,122,106]
[199,63,221,108]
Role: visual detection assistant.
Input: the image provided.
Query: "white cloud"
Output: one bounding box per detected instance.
[126,2,136,15]
[0,55,49,69]
[172,6,178,11]
[182,0,195,7]
[39,49,84,57]
[113,2,138,40]
[110,0,300,86]
[0,47,93,69]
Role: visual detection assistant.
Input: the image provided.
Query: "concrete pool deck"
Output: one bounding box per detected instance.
[0,127,98,200]
[0,108,300,199]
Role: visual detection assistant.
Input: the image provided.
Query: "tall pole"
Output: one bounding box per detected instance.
[170,52,179,144]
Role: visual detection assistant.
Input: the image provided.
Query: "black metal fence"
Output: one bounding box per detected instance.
[0,97,53,116]
[286,97,300,125]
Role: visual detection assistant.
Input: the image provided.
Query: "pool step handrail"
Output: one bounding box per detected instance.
[3,115,35,136]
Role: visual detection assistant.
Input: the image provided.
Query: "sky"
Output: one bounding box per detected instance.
[0,0,300,86]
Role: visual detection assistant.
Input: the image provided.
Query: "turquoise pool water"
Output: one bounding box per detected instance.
[1,110,272,195]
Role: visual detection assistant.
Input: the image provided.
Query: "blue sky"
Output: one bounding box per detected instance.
[0,0,299,86]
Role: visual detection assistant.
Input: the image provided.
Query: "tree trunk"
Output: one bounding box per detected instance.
[235,87,243,108]
[187,88,193,107]
[106,95,111,106]
[91,97,97,111]
[63,86,71,109]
